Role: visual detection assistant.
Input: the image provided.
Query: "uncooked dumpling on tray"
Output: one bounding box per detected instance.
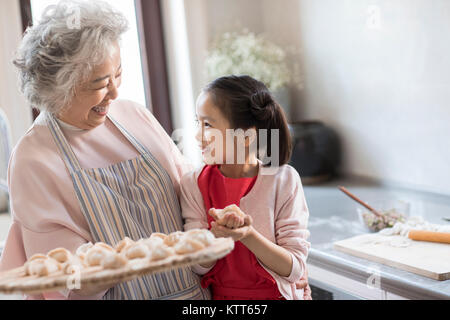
[0,229,234,295]
[20,229,218,274]
[185,229,215,246]
[24,247,83,277]
[74,229,217,269]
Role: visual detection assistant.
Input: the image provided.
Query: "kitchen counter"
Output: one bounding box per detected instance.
[303,177,450,300]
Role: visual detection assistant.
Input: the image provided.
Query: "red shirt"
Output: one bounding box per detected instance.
[197,165,283,300]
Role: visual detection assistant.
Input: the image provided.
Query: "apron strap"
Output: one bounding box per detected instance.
[46,112,152,174]
[107,115,150,156]
[45,112,82,173]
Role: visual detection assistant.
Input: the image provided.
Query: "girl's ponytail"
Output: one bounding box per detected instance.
[249,90,292,167]
[249,91,274,121]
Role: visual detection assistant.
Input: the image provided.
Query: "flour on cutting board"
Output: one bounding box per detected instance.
[360,235,412,248]
[387,237,412,248]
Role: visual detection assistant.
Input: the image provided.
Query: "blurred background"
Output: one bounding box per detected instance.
[1,0,449,196]
[0,0,450,300]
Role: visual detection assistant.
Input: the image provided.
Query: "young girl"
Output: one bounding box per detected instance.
[180,75,310,300]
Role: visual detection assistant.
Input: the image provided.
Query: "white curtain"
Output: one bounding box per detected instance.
[160,0,206,168]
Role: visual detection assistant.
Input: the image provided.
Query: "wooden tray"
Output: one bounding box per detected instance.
[0,238,234,295]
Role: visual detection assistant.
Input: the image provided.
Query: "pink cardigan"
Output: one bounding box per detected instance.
[180,163,311,300]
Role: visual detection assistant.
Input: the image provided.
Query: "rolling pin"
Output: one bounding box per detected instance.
[408,230,450,244]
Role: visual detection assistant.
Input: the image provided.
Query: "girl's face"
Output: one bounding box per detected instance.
[195,92,256,165]
[195,92,230,165]
[58,42,122,130]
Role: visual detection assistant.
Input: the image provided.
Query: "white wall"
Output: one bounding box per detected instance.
[184,0,266,98]
[182,0,450,195]
[296,0,450,195]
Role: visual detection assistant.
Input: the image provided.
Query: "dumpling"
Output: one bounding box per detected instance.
[164,231,185,247]
[28,254,47,262]
[115,237,135,253]
[185,229,215,246]
[24,253,62,276]
[62,256,85,275]
[141,237,164,250]
[150,233,167,241]
[94,242,115,252]
[149,245,174,261]
[47,248,72,264]
[85,247,109,267]
[101,252,128,269]
[26,258,60,277]
[174,238,205,255]
[123,242,149,260]
[213,204,246,221]
[76,242,93,259]
[24,256,45,276]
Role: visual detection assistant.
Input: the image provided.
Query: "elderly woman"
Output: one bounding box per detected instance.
[0,0,209,300]
[0,0,311,300]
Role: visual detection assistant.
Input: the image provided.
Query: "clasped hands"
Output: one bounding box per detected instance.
[208,205,312,299]
[208,205,253,242]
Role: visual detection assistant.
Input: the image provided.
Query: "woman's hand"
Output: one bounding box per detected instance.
[210,215,253,242]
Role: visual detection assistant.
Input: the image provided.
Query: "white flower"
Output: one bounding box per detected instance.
[205,31,292,91]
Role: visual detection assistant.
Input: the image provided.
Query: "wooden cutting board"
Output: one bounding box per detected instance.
[333,234,450,281]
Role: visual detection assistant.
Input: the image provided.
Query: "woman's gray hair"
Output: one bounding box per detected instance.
[13,0,128,114]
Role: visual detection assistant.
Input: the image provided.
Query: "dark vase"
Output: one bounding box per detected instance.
[288,121,341,185]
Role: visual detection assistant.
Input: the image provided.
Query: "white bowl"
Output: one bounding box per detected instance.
[356,199,410,233]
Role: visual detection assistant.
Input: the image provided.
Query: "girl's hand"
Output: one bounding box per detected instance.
[210,215,253,242]
[296,268,312,300]
[208,208,245,229]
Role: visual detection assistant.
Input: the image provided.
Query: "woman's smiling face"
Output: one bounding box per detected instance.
[58,42,122,130]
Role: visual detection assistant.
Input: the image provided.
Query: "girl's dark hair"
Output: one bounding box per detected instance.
[203,75,292,166]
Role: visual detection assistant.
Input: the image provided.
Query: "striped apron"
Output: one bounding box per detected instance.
[46,112,210,300]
